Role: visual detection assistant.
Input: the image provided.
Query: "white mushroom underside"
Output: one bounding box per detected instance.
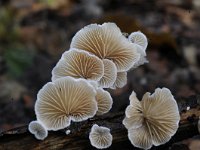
[98,59,117,88]
[35,77,97,131]
[28,121,48,140]
[70,23,140,72]
[95,88,113,115]
[89,124,113,149]
[111,72,127,89]
[123,88,180,149]
[52,48,104,82]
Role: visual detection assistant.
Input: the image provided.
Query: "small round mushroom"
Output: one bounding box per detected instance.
[28,121,48,140]
[95,88,113,115]
[123,88,180,149]
[98,59,117,88]
[35,76,97,131]
[89,124,113,149]
[128,31,148,51]
[52,48,104,82]
[128,31,148,69]
[111,72,127,89]
[70,23,140,72]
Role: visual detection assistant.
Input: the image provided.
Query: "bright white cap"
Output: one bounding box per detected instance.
[111,72,127,89]
[35,76,97,131]
[95,88,113,115]
[89,124,113,149]
[123,88,180,149]
[52,48,104,82]
[98,59,117,88]
[70,23,140,72]
[28,121,48,140]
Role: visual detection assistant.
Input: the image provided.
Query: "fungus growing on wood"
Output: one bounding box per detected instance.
[95,88,113,115]
[111,71,127,89]
[28,121,48,140]
[35,76,97,131]
[70,23,140,72]
[123,88,180,149]
[98,59,117,88]
[89,124,113,149]
[52,48,104,82]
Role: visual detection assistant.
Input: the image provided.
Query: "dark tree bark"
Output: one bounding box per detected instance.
[0,96,200,150]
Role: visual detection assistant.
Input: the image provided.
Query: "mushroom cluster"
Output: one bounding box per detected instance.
[29,22,145,141]
[123,88,180,149]
[28,22,180,150]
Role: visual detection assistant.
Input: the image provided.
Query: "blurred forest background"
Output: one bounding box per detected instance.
[0,0,200,132]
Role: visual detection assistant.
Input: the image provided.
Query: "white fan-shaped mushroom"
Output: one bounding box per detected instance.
[70,23,140,72]
[52,48,104,82]
[111,72,127,89]
[89,124,113,149]
[35,76,97,131]
[95,88,113,115]
[128,31,148,52]
[28,121,48,140]
[98,59,117,88]
[123,88,180,149]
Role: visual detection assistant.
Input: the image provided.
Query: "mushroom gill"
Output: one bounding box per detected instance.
[35,76,97,131]
[89,124,113,149]
[111,71,127,89]
[28,121,48,140]
[98,59,117,88]
[70,23,140,72]
[52,48,104,82]
[95,88,113,115]
[123,88,180,149]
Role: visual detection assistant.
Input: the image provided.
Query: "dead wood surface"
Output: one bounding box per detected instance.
[0,96,200,150]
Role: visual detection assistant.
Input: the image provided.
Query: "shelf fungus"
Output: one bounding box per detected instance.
[35,77,97,131]
[123,88,180,149]
[98,59,117,88]
[89,124,113,149]
[95,88,113,115]
[28,121,48,140]
[70,22,140,72]
[111,71,127,89]
[52,48,104,82]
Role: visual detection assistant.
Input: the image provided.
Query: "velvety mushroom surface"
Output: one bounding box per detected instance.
[70,23,140,72]
[52,48,104,82]
[123,88,180,149]
[28,121,48,140]
[98,59,117,88]
[89,124,113,149]
[35,77,97,131]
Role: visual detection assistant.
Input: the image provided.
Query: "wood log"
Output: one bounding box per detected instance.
[0,96,200,150]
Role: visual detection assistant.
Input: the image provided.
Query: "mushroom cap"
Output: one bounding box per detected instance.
[35,76,97,131]
[128,31,148,52]
[111,72,127,89]
[70,23,140,72]
[95,88,113,115]
[52,48,104,82]
[98,59,117,88]
[89,124,113,149]
[28,121,48,140]
[123,88,180,149]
